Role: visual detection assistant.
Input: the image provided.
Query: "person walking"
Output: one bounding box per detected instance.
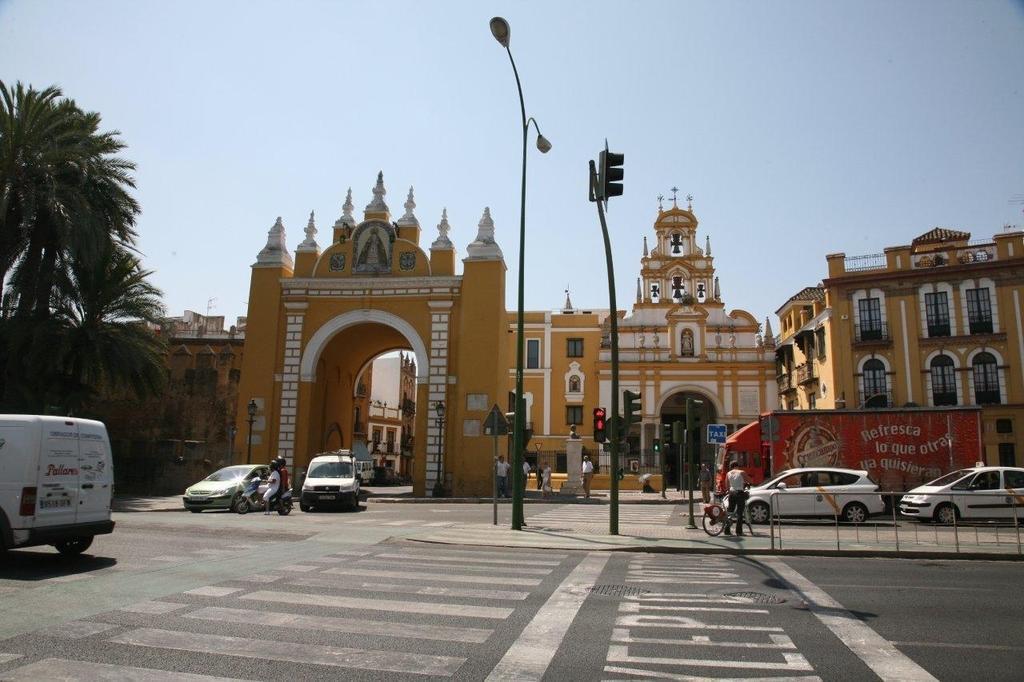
[495,455,510,498]
[522,460,532,494]
[699,463,712,504]
[541,462,552,499]
[582,455,594,499]
[536,461,543,491]
[724,461,751,536]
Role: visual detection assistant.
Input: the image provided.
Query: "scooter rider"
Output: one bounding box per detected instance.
[263,460,281,514]
[275,456,290,495]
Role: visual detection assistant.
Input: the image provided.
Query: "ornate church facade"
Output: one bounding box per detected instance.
[235,175,777,495]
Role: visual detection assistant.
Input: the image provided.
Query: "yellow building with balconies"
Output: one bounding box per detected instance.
[776,226,1024,466]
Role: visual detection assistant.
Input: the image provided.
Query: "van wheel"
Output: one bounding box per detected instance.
[54,537,93,556]
[842,502,869,524]
[747,502,770,524]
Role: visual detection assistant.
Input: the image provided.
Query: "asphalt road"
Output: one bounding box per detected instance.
[0,503,1019,680]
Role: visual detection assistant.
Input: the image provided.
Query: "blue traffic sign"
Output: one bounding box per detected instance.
[706,423,727,445]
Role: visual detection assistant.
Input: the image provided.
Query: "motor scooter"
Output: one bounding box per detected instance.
[235,477,292,515]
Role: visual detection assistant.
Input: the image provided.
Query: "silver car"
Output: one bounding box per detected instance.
[745,467,885,524]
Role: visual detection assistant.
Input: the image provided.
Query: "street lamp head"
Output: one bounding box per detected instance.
[247,399,257,418]
[536,134,552,154]
[489,16,510,47]
[434,401,446,419]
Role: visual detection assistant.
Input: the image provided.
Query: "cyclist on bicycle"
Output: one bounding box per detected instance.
[724,461,752,536]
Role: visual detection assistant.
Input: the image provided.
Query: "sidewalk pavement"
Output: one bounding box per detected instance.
[112,493,1024,559]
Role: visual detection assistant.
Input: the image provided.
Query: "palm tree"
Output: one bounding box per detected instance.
[0,81,139,319]
[44,243,167,414]
[1,81,154,412]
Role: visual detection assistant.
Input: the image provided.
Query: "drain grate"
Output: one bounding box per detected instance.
[588,584,650,597]
[723,591,786,605]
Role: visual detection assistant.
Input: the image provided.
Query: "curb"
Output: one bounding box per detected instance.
[366,496,686,505]
[407,536,1024,561]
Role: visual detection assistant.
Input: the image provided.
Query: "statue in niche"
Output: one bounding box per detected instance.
[353,221,392,273]
[569,424,580,439]
[681,329,694,357]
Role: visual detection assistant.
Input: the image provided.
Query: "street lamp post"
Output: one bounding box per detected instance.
[489,16,552,531]
[246,399,257,465]
[433,400,446,497]
[227,424,237,462]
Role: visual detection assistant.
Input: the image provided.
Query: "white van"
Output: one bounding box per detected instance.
[300,451,360,512]
[0,415,115,555]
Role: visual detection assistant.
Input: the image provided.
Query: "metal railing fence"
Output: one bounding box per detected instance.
[759,489,1022,556]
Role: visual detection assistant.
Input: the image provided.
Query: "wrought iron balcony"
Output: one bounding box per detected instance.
[858,390,892,408]
[969,318,993,335]
[777,373,795,393]
[854,321,888,342]
[927,322,951,338]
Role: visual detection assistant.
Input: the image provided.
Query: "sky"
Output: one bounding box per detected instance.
[2,0,1023,329]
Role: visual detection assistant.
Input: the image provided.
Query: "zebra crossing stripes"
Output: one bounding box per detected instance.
[322,566,544,586]
[241,590,514,618]
[1,657,241,681]
[184,606,494,643]
[108,628,467,677]
[0,545,567,679]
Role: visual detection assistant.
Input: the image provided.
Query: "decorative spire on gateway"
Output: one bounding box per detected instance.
[397,186,419,227]
[297,210,319,253]
[335,188,356,229]
[431,208,454,250]
[365,171,389,215]
[465,207,503,260]
[255,216,294,269]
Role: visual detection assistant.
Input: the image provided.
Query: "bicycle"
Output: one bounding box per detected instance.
[702,489,755,537]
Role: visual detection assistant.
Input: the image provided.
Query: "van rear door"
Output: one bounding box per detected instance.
[76,420,112,524]
[35,419,80,528]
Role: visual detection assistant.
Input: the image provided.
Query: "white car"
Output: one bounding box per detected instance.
[899,466,1024,524]
[744,467,885,524]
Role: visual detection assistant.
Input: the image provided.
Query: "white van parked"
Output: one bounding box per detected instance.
[0,415,115,555]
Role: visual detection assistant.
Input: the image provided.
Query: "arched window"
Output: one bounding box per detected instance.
[568,376,581,393]
[930,355,957,406]
[862,359,888,407]
[972,352,1000,404]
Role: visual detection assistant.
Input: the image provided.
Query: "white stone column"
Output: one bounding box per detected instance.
[276,302,308,469]
[562,437,584,494]
[426,301,453,494]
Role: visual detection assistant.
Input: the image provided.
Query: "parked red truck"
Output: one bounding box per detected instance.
[716,407,983,492]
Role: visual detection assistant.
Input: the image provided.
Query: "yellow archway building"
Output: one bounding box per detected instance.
[236,177,778,496]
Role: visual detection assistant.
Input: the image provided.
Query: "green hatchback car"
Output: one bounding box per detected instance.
[182,464,269,512]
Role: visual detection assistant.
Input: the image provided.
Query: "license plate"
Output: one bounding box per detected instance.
[190,497,209,503]
[319,494,336,500]
[40,498,72,509]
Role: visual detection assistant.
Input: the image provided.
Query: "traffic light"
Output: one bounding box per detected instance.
[672,420,685,443]
[662,422,673,444]
[505,412,516,437]
[686,398,704,440]
[593,407,607,443]
[598,142,624,203]
[653,439,661,453]
[623,390,641,432]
